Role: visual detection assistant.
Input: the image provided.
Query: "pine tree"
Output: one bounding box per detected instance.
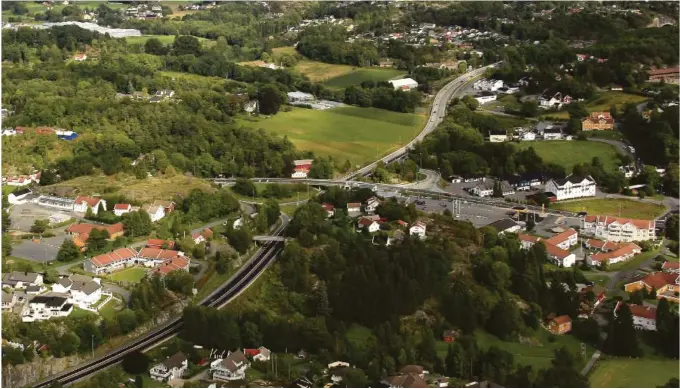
[314,281,331,317]
[604,303,641,357]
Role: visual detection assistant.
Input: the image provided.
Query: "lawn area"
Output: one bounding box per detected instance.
[542,91,648,120]
[322,68,406,89]
[228,183,316,203]
[477,111,537,128]
[71,307,97,319]
[516,140,620,171]
[584,273,611,287]
[551,198,666,219]
[608,249,660,272]
[438,329,592,370]
[589,358,679,388]
[98,299,121,321]
[346,323,373,344]
[44,173,215,204]
[109,267,148,283]
[482,94,522,112]
[124,35,214,47]
[238,106,425,169]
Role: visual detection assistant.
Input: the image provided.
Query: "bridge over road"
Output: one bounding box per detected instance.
[253,235,290,243]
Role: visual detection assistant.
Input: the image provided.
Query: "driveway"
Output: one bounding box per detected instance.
[102,282,131,303]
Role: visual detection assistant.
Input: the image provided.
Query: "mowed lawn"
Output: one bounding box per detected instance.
[238,106,425,168]
[551,198,666,219]
[543,91,648,120]
[436,329,590,370]
[323,68,406,89]
[516,140,620,171]
[109,267,148,283]
[124,35,214,47]
[589,358,679,388]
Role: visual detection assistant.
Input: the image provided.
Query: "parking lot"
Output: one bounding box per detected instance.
[406,195,510,228]
[12,235,70,263]
[8,203,67,232]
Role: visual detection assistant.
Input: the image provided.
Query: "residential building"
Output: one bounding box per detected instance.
[581,215,656,242]
[66,222,125,244]
[152,255,190,277]
[582,111,615,131]
[292,159,313,178]
[383,372,428,388]
[365,196,381,213]
[347,202,361,214]
[539,91,572,109]
[150,352,188,382]
[211,350,250,381]
[2,291,17,311]
[474,92,497,104]
[615,302,657,331]
[287,91,315,103]
[388,78,419,91]
[584,239,624,252]
[618,165,636,178]
[624,272,679,303]
[578,285,606,317]
[358,217,381,233]
[518,234,541,250]
[473,79,504,92]
[84,247,140,274]
[647,66,679,84]
[409,221,427,239]
[73,53,87,61]
[244,100,258,114]
[542,126,564,140]
[488,131,508,143]
[51,274,102,308]
[662,261,680,273]
[587,242,642,266]
[321,203,335,218]
[113,203,132,216]
[545,228,578,250]
[155,89,175,99]
[22,295,73,322]
[152,200,176,214]
[8,188,32,205]
[545,242,576,267]
[548,315,572,335]
[192,228,213,245]
[144,204,166,222]
[469,181,515,197]
[37,195,74,210]
[2,272,44,289]
[485,219,521,235]
[379,60,394,68]
[244,347,271,362]
[544,175,596,201]
[400,365,426,378]
[73,196,107,214]
[146,239,175,249]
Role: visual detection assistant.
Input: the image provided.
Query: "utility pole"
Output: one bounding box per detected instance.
[91,335,94,359]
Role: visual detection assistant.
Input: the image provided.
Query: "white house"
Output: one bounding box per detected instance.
[544,175,596,201]
[615,302,656,331]
[358,217,381,233]
[520,131,536,141]
[8,188,32,205]
[51,274,102,309]
[292,159,313,179]
[518,234,541,250]
[287,91,315,103]
[542,126,563,140]
[113,203,132,216]
[211,350,250,381]
[473,79,504,92]
[485,219,521,235]
[347,202,362,214]
[365,196,381,213]
[488,131,508,143]
[2,291,17,311]
[539,91,572,109]
[545,243,576,268]
[73,196,107,214]
[21,295,73,322]
[245,347,271,362]
[321,203,335,218]
[409,221,427,239]
[2,272,44,289]
[545,228,578,250]
[587,242,642,266]
[581,215,656,242]
[144,204,166,222]
[244,100,259,114]
[150,352,188,382]
[388,78,419,91]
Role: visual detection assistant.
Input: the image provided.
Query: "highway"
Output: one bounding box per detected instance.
[339,62,500,181]
[33,216,290,387]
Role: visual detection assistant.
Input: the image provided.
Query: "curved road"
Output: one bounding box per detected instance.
[340,62,501,180]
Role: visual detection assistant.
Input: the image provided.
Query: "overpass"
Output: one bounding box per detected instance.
[253,235,290,243]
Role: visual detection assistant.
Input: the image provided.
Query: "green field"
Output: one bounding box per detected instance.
[543,92,648,120]
[238,106,425,168]
[98,299,121,321]
[436,329,591,370]
[551,198,666,219]
[109,267,148,283]
[322,68,406,89]
[228,183,315,203]
[516,140,621,171]
[124,35,213,47]
[584,273,611,286]
[608,248,660,272]
[589,358,679,388]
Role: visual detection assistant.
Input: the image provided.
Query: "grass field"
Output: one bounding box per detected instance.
[516,140,621,171]
[436,329,591,370]
[551,198,666,219]
[266,46,405,87]
[44,174,215,204]
[542,91,648,120]
[238,106,425,168]
[584,273,611,286]
[124,35,213,47]
[98,299,121,321]
[228,183,315,203]
[608,249,660,272]
[109,267,148,283]
[589,358,679,388]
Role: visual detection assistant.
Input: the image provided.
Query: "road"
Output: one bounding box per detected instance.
[33,214,291,387]
[339,62,501,181]
[587,137,633,159]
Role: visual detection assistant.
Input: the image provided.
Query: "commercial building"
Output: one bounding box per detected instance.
[388,78,419,91]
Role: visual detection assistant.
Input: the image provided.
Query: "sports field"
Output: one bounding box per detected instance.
[542,91,648,120]
[238,106,425,168]
[109,267,148,283]
[516,140,620,171]
[589,358,679,388]
[551,198,666,219]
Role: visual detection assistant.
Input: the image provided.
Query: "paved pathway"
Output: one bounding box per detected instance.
[581,350,602,376]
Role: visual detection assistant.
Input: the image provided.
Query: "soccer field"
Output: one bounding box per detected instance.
[551,198,666,219]
[589,358,679,387]
[238,106,425,168]
[516,140,621,172]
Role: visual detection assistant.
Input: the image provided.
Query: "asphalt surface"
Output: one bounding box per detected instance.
[340,62,501,181]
